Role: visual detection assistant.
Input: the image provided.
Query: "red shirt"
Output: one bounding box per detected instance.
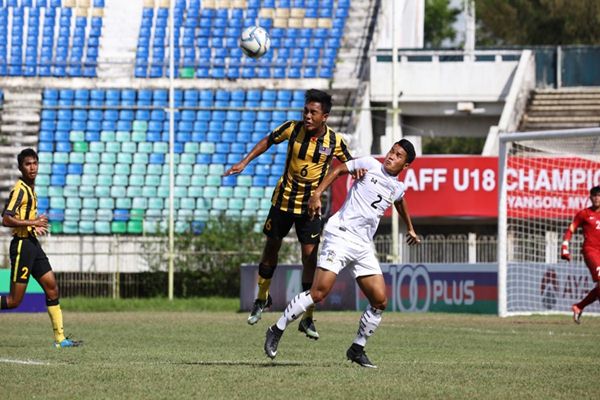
[567,208,600,251]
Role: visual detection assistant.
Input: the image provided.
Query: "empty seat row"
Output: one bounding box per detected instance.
[37,87,310,234]
[0,1,104,77]
[136,1,348,79]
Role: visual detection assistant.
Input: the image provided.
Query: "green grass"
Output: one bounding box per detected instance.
[1,307,598,399]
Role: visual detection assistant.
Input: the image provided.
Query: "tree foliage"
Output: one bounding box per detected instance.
[476,0,600,45]
[425,0,462,47]
[422,136,486,154]
[141,216,295,296]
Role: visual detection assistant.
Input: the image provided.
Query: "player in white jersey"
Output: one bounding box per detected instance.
[264,139,420,368]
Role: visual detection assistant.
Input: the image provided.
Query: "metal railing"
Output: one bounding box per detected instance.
[372,233,498,264]
[0,233,500,298]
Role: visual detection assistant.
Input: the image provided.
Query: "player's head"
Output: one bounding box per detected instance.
[17,148,39,182]
[384,139,416,175]
[304,89,332,113]
[590,186,600,208]
[303,89,331,134]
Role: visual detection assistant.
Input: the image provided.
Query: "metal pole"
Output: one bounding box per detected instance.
[556,45,562,89]
[168,0,175,300]
[497,139,507,317]
[391,0,400,264]
[464,0,475,60]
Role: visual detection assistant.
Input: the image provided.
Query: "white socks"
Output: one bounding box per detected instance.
[353,306,383,347]
[276,291,315,331]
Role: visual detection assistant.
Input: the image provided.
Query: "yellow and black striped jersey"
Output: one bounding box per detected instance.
[268,120,352,215]
[2,178,38,238]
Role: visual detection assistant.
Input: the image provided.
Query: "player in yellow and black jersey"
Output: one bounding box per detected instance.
[269,119,351,214]
[224,89,355,339]
[0,148,81,348]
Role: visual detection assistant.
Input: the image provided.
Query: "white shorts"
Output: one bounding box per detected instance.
[318,228,381,278]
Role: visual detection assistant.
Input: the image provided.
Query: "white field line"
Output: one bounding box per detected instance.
[0,358,52,366]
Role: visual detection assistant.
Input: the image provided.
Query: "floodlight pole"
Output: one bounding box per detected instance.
[167,0,175,300]
[391,0,400,264]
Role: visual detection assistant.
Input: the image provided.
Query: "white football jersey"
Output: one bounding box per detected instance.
[325,156,406,244]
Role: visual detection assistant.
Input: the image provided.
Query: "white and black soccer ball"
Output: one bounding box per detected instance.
[239,26,271,59]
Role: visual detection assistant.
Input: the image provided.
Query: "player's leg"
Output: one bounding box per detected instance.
[295,215,321,339]
[0,282,27,309]
[248,207,293,325]
[298,242,320,339]
[345,274,386,368]
[264,268,337,359]
[1,238,30,310]
[264,232,343,359]
[346,249,386,368]
[34,246,81,348]
[573,251,600,323]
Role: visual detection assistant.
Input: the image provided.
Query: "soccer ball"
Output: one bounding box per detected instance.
[239,26,271,59]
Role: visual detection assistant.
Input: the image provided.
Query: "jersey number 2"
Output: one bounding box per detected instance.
[370,195,383,209]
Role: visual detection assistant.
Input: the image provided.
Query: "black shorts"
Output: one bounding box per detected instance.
[9,236,52,284]
[263,206,322,244]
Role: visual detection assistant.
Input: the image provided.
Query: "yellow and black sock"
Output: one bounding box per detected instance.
[46,298,65,343]
[257,263,275,301]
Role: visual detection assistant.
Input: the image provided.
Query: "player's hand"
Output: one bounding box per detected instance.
[223,162,246,176]
[406,230,420,246]
[350,168,368,180]
[560,241,571,261]
[34,225,49,236]
[34,214,48,228]
[308,195,321,220]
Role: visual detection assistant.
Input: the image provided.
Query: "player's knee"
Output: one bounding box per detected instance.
[44,286,59,300]
[371,297,387,311]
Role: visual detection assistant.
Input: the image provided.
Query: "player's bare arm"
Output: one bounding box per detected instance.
[3,213,48,230]
[394,198,420,245]
[223,135,271,176]
[308,162,351,219]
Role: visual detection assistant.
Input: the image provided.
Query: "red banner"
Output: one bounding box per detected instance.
[506,156,600,219]
[330,156,600,218]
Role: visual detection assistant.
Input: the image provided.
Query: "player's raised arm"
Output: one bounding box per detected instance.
[223,135,271,176]
[308,162,350,219]
[394,197,420,246]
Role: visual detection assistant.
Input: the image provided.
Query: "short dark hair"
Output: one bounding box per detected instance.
[18,148,38,168]
[304,89,332,114]
[395,139,416,164]
[591,186,600,196]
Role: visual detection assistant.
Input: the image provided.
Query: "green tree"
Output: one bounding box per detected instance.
[476,0,600,45]
[425,0,462,47]
[141,216,295,297]
[422,136,486,154]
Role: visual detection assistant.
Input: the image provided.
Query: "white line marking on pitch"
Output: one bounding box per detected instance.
[0,358,51,366]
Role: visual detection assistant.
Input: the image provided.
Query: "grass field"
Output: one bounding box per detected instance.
[1,299,598,399]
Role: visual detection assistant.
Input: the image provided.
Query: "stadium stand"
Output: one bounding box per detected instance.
[134,0,347,79]
[0,0,378,235]
[519,88,600,131]
[0,0,104,78]
[38,87,301,234]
